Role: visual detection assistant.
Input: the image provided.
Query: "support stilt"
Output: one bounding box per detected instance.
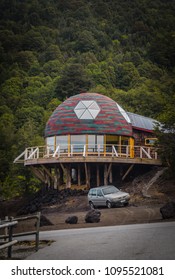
[97,165,100,186]
[85,163,90,189]
[66,164,71,188]
[54,166,59,190]
[122,164,134,181]
[58,165,64,185]
[78,164,81,186]
[109,168,113,184]
[30,166,45,183]
[104,164,108,185]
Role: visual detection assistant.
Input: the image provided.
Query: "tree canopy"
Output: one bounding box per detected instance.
[0,0,175,198]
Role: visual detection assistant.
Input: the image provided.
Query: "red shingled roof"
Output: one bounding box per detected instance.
[45,93,133,137]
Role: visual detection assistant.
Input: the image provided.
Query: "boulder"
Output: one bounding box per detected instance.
[160,201,175,219]
[65,215,78,224]
[39,215,53,227]
[85,210,101,223]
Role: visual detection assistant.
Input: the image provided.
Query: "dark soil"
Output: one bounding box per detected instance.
[0,175,175,259]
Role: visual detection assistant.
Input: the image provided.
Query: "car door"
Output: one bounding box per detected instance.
[96,188,105,206]
[89,188,97,205]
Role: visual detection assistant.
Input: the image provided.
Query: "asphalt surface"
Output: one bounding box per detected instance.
[25,221,175,260]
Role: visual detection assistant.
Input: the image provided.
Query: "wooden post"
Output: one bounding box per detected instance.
[129,137,135,158]
[44,170,48,191]
[0,220,18,259]
[119,136,121,156]
[88,165,91,185]
[66,164,71,188]
[35,212,40,251]
[97,165,100,186]
[86,135,88,156]
[122,164,134,181]
[84,163,90,189]
[54,166,58,190]
[42,165,54,188]
[59,164,64,185]
[4,216,8,241]
[104,164,108,185]
[8,217,13,258]
[107,163,112,178]
[30,166,45,183]
[68,134,71,156]
[78,164,81,186]
[109,167,113,184]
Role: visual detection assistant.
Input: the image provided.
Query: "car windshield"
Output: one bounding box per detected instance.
[102,186,119,195]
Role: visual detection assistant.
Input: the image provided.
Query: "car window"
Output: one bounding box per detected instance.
[90,189,96,196]
[102,186,119,195]
[97,189,103,196]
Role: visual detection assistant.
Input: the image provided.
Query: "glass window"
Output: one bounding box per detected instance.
[88,135,95,145]
[56,135,68,152]
[46,137,55,152]
[88,135,95,151]
[97,135,104,152]
[97,135,104,145]
[81,110,94,119]
[90,189,97,196]
[71,135,86,152]
[56,135,68,146]
[88,135,104,152]
[71,135,86,145]
[74,100,100,120]
[97,189,103,196]
[102,186,119,195]
[116,103,131,123]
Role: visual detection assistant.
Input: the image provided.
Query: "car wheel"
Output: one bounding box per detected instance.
[89,201,95,209]
[106,201,112,208]
[124,202,129,206]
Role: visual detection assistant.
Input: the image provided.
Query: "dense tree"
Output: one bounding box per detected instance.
[149,32,175,68]
[156,125,175,177]
[0,0,175,198]
[0,112,15,182]
[74,30,99,52]
[114,62,140,90]
[55,63,92,100]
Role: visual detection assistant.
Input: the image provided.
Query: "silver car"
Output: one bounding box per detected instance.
[88,185,130,209]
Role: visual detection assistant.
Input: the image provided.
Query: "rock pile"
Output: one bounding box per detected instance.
[85,210,101,223]
[160,201,175,219]
[17,189,87,216]
[65,216,78,224]
[39,215,54,227]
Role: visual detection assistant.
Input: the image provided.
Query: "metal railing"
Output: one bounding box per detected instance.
[14,144,159,163]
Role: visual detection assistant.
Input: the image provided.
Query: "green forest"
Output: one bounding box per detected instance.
[0,0,175,198]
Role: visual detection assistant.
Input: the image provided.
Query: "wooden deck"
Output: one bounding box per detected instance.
[14,144,162,166]
[13,144,162,188]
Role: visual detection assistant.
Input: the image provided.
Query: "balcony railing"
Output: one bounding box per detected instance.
[14,144,159,163]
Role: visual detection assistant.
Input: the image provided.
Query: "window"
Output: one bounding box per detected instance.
[56,135,68,152]
[88,135,95,151]
[97,135,104,152]
[71,135,86,152]
[116,103,131,123]
[56,135,68,145]
[74,100,100,119]
[46,137,55,152]
[90,189,97,196]
[88,135,104,152]
[97,189,103,197]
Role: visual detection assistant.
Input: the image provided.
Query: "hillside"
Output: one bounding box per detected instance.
[0,0,175,198]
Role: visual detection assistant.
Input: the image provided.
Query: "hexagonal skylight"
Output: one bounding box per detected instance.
[74,100,100,120]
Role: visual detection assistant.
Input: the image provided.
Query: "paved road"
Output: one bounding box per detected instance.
[25,221,175,260]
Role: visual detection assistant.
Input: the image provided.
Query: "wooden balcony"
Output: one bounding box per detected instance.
[14,144,162,166]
